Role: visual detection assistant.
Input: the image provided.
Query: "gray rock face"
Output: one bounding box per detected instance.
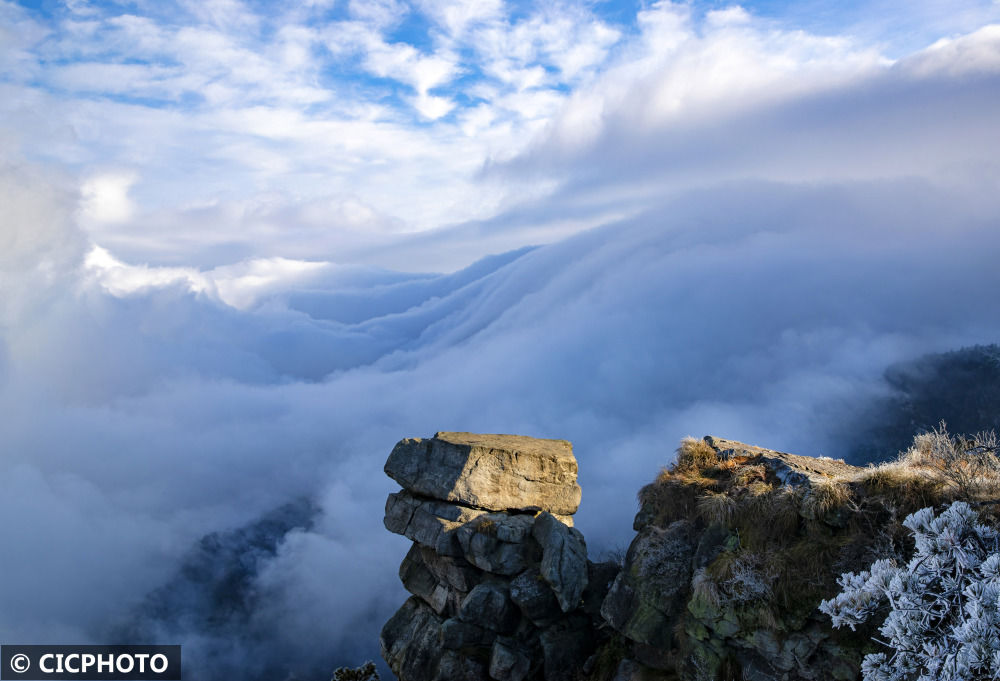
[582,560,621,619]
[490,638,532,681]
[458,582,519,633]
[509,568,562,627]
[540,614,596,681]
[398,544,464,616]
[611,659,672,681]
[456,513,540,575]
[385,432,582,514]
[601,520,696,650]
[533,511,589,612]
[416,544,482,593]
[381,597,492,681]
[433,651,490,681]
[379,597,445,680]
[439,617,494,649]
[384,490,485,556]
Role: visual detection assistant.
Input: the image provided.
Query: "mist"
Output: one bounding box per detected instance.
[3,2,1000,679]
[4,170,1000,676]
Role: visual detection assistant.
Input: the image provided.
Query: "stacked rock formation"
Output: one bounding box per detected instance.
[380,432,616,681]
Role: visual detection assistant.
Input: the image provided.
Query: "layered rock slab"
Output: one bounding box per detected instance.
[385,431,582,515]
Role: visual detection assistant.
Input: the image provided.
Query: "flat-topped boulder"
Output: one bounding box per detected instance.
[385,432,582,515]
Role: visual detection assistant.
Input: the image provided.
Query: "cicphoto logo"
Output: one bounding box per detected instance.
[1,646,180,680]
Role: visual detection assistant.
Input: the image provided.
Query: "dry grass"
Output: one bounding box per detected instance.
[691,567,722,608]
[638,477,701,528]
[676,436,719,472]
[801,478,853,519]
[858,461,945,512]
[859,424,1000,508]
[696,491,737,526]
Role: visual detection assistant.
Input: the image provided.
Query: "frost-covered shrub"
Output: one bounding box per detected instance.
[820,501,1000,681]
[722,552,776,604]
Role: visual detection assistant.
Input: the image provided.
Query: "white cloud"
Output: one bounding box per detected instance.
[902,23,1000,76]
[361,37,459,102]
[5,13,1000,675]
[347,0,409,29]
[5,161,1000,675]
[414,0,504,38]
[80,172,138,224]
[178,0,260,30]
[706,5,752,27]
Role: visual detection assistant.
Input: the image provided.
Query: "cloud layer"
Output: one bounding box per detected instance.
[3,2,1000,679]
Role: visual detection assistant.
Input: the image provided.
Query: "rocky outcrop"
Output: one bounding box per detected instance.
[601,436,880,681]
[704,436,860,488]
[380,432,913,681]
[380,432,614,681]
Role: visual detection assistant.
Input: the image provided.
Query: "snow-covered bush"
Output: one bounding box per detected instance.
[820,501,1000,681]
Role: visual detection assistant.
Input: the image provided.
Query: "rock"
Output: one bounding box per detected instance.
[582,560,621,619]
[385,432,582,514]
[540,613,597,681]
[489,638,532,681]
[440,618,494,649]
[381,432,603,681]
[532,511,589,612]
[415,544,482,593]
[458,583,519,633]
[692,523,729,570]
[703,436,861,489]
[381,597,492,681]
[509,568,562,627]
[455,513,540,575]
[601,520,696,650]
[379,597,445,681]
[611,659,672,681]
[433,651,490,681]
[398,543,464,615]
[612,659,643,681]
[384,490,485,556]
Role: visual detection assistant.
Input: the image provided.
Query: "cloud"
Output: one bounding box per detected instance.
[4,162,1000,678]
[485,17,1000,228]
[413,0,504,38]
[80,172,138,224]
[4,4,1000,680]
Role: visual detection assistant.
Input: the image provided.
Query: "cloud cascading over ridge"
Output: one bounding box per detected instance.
[2,1,1000,678]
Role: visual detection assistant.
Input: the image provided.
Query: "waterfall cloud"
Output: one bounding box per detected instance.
[2,6,1000,679]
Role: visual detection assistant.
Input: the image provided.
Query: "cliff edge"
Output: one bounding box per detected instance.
[380,431,989,681]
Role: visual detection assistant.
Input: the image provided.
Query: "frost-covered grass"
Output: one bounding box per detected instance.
[858,424,1000,512]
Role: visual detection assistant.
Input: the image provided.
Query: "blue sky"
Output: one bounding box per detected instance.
[3,1,1000,678]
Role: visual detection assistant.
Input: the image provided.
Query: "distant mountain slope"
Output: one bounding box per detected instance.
[848,344,1000,463]
[114,498,321,681]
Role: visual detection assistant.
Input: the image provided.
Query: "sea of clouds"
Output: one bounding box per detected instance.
[2,5,1000,679]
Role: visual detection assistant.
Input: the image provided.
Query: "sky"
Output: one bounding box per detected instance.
[2,0,1000,678]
